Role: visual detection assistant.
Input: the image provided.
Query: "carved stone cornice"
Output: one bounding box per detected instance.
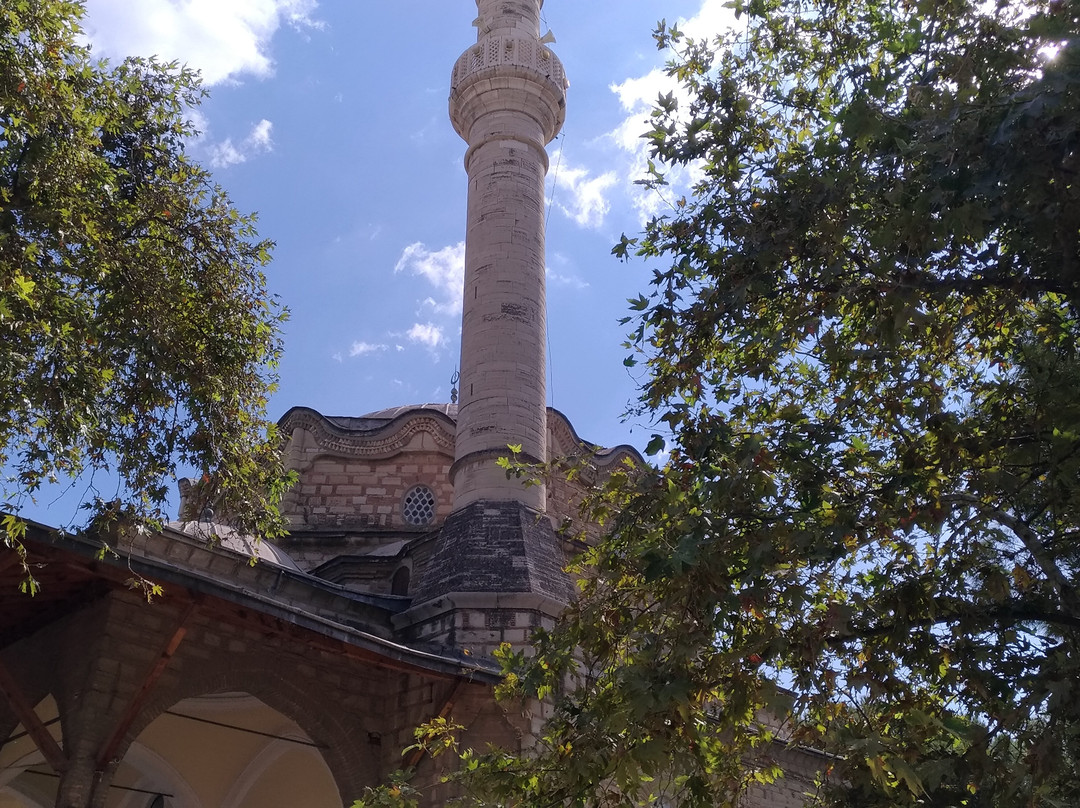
[279,407,456,460]
[278,405,639,467]
[547,408,644,471]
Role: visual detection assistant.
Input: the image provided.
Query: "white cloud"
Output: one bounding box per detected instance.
[186,107,210,137]
[607,0,739,222]
[611,70,672,123]
[394,242,466,314]
[349,341,388,357]
[248,118,274,148]
[407,323,445,349]
[549,152,617,229]
[207,119,275,168]
[546,267,589,291]
[81,0,321,86]
[608,67,702,221]
[610,0,737,119]
[680,0,740,41]
[208,140,244,169]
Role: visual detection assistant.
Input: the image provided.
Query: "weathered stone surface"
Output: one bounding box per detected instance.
[413,500,571,604]
[449,0,566,511]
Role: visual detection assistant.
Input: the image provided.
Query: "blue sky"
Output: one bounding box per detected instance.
[63,0,737,519]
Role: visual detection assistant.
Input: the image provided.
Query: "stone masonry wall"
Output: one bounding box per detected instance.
[288,453,453,531]
[546,464,599,544]
[742,744,823,808]
[404,601,559,659]
[391,675,524,808]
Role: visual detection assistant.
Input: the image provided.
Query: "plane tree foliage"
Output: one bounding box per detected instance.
[0,0,292,570]
[413,0,1080,806]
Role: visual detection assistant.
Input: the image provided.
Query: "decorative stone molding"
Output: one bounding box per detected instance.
[547,408,644,471]
[450,35,566,94]
[279,407,455,460]
[280,406,638,473]
[449,33,567,149]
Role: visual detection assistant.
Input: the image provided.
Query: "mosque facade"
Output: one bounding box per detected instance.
[0,2,817,807]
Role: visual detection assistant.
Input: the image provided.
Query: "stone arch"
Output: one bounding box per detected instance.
[112,742,203,808]
[120,657,379,805]
[121,693,339,808]
[219,731,332,808]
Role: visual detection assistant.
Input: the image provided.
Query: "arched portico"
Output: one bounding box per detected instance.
[118,692,341,808]
[0,691,343,808]
[114,650,387,806]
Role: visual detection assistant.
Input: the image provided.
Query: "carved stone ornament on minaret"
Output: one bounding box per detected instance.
[448,0,567,512]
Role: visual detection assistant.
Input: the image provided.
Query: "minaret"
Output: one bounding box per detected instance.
[402,0,570,653]
[448,0,566,511]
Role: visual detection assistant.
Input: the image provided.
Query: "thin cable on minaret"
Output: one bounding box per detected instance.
[546,132,565,228]
[545,131,566,410]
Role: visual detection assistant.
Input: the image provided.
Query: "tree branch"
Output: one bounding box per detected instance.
[941,493,1077,613]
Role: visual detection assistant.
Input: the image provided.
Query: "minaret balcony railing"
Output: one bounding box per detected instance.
[450,34,566,94]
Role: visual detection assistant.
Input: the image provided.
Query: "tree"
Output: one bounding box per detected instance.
[428,1,1080,806]
[1,0,292,580]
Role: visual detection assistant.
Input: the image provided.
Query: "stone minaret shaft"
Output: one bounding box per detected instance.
[449,0,566,511]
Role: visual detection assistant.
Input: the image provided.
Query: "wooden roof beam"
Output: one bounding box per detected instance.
[0,656,67,772]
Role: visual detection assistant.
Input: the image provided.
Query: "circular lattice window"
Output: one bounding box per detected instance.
[402,485,436,526]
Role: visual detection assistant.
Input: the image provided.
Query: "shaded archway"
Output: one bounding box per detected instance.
[115,693,340,808]
[391,565,411,596]
[0,691,342,808]
[120,652,382,807]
